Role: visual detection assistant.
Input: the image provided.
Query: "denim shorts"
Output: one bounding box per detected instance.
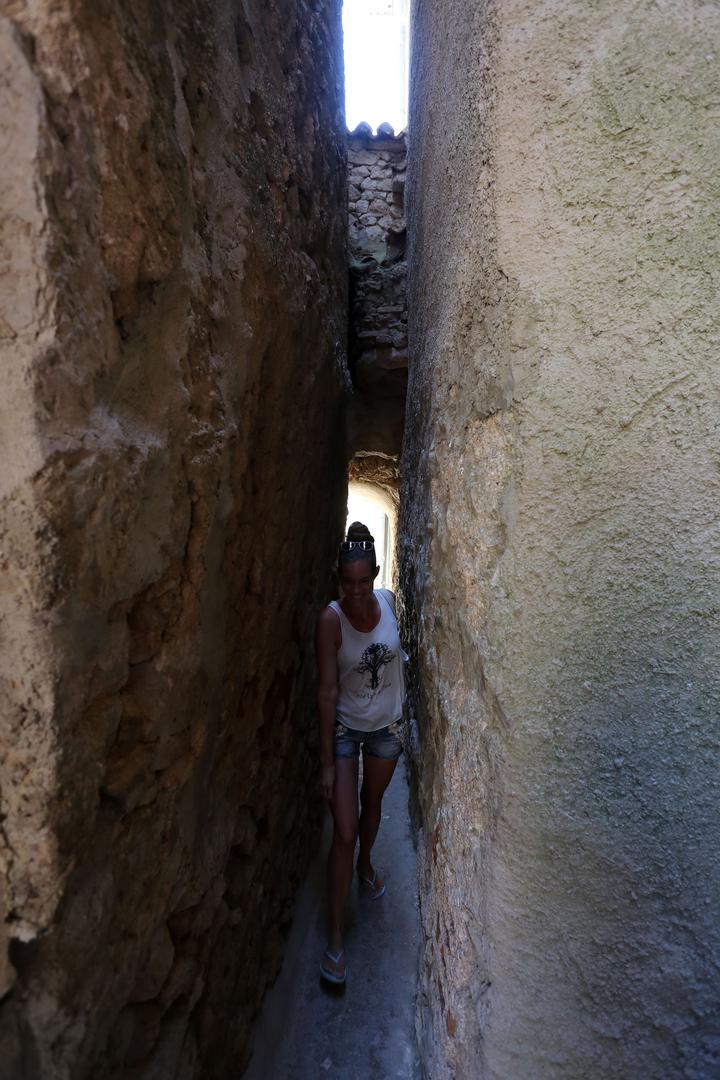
[334,719,404,761]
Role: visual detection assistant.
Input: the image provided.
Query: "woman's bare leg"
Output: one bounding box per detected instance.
[325,757,359,977]
[357,754,398,887]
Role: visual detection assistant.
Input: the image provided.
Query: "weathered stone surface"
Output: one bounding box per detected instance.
[348,454,399,503]
[0,1,347,1077]
[402,1,720,1078]
[348,151,376,166]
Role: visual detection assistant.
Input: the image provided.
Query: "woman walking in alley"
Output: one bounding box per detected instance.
[315,521,406,985]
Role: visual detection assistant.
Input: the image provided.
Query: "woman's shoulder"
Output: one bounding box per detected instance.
[378,588,397,615]
[317,603,342,636]
[316,604,341,651]
[318,602,340,625]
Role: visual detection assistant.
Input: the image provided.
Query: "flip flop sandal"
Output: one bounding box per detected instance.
[320,947,346,985]
[357,869,386,899]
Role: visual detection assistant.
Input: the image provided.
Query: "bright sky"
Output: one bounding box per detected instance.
[342,0,409,134]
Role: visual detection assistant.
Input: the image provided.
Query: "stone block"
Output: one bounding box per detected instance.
[364,178,393,194]
[347,149,378,166]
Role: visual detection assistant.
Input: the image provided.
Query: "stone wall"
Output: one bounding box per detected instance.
[401,1,720,1077]
[0,2,347,1077]
[347,122,407,478]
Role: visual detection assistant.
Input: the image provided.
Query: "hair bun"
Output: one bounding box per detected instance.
[346,520,374,544]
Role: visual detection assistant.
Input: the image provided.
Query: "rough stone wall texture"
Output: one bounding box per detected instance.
[347,123,407,463]
[0,1,347,1076]
[348,454,399,509]
[401,1,720,1077]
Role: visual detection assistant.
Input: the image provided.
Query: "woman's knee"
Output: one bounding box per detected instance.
[333,821,359,848]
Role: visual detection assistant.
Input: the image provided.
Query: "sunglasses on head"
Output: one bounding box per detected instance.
[340,540,374,551]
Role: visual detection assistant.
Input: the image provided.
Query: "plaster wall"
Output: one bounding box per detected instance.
[401,1,720,1076]
[0,2,347,1076]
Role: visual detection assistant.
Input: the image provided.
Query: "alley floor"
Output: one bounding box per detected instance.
[244,755,421,1080]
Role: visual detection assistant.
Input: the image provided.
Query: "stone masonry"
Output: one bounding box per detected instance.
[347,122,407,490]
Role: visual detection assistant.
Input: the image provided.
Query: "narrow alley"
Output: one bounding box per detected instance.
[1,1,718,1078]
[245,756,420,1080]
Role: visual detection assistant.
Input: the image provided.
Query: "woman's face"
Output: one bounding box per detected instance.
[340,558,378,600]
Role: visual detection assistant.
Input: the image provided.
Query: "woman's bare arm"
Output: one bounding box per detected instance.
[316,608,340,795]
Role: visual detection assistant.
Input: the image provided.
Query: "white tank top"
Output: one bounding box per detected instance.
[328,589,406,732]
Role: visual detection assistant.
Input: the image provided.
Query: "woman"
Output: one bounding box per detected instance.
[315,521,406,985]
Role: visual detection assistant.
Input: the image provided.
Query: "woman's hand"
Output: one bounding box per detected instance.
[321,763,335,802]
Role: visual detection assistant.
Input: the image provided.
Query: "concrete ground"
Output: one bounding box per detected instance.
[244,754,421,1080]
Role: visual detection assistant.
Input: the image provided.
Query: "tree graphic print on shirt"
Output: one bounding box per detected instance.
[355,643,396,690]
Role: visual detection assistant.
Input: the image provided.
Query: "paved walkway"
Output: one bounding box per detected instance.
[244,755,421,1080]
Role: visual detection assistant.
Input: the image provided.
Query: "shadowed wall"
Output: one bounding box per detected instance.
[0,2,347,1075]
[401,1,720,1075]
